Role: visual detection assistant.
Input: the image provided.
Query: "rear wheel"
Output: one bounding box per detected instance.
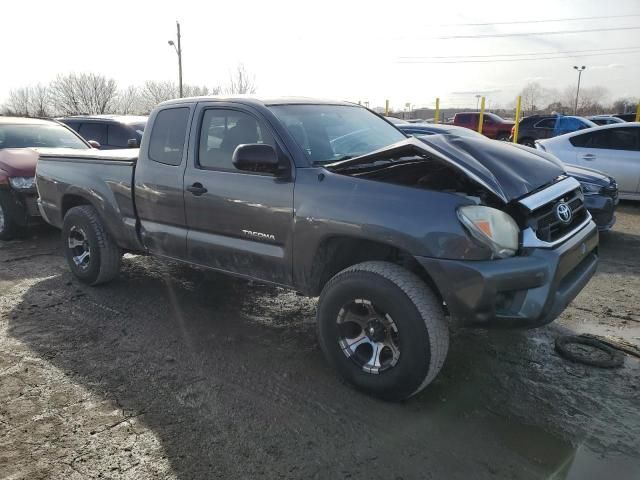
[496,133,510,141]
[317,261,449,401]
[62,205,122,285]
[519,137,535,148]
[0,196,19,240]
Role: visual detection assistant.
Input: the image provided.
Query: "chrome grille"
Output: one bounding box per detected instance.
[527,188,587,243]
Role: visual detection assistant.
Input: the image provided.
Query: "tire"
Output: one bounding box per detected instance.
[496,133,510,141]
[317,261,449,401]
[62,205,122,285]
[519,137,535,148]
[555,335,624,368]
[0,195,20,240]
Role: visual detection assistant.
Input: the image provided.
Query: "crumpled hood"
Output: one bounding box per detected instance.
[325,136,565,203]
[0,148,38,177]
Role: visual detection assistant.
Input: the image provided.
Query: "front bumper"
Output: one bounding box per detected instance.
[0,187,42,227]
[417,220,599,328]
[584,193,617,232]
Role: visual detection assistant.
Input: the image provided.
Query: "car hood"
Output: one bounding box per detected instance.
[325,136,565,203]
[0,148,38,177]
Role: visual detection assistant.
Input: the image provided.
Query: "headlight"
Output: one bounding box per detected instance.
[580,181,603,196]
[8,176,35,190]
[457,205,519,258]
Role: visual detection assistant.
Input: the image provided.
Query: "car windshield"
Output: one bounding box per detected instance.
[0,123,88,149]
[269,104,406,163]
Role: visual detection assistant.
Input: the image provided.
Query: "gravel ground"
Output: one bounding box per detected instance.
[1,203,639,480]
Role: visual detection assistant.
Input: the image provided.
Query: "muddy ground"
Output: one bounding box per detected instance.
[1,204,639,480]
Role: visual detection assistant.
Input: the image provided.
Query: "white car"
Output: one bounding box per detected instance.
[536,123,640,200]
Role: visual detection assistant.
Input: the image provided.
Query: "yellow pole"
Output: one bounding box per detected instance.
[635,102,640,122]
[434,97,440,124]
[477,96,485,133]
[385,99,389,116]
[513,95,522,143]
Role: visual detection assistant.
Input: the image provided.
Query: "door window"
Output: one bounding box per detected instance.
[588,127,639,151]
[148,107,190,166]
[107,124,132,147]
[78,123,107,144]
[198,109,274,170]
[534,118,556,129]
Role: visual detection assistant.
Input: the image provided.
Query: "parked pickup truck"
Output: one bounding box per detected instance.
[36,97,599,400]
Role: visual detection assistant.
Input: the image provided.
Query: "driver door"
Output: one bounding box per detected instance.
[183,103,295,285]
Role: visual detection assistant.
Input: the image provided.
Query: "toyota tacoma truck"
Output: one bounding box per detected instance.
[36,97,599,400]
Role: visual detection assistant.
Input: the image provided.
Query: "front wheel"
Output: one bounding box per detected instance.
[519,137,535,148]
[317,261,449,401]
[62,205,122,285]
[496,133,510,141]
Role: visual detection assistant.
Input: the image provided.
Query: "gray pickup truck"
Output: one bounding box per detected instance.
[36,97,599,400]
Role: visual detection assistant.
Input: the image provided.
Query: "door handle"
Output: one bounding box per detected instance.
[581,154,596,161]
[187,183,208,196]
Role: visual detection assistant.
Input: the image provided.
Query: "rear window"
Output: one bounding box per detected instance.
[148,108,190,166]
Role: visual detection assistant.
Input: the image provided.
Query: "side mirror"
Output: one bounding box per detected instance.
[127,138,139,148]
[232,144,284,175]
[88,140,101,149]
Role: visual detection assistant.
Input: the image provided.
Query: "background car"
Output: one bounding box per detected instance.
[536,123,640,200]
[614,113,638,122]
[58,115,147,149]
[510,115,596,147]
[451,112,514,140]
[398,123,619,231]
[0,117,91,239]
[589,115,625,126]
[398,122,486,139]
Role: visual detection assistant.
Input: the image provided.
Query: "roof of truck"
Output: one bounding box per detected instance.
[158,96,357,108]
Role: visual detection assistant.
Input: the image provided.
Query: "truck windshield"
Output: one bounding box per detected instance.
[269,105,406,163]
[0,124,89,150]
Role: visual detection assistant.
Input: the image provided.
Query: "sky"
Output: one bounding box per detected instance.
[1,0,639,111]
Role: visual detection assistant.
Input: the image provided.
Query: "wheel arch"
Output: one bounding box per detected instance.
[303,235,443,304]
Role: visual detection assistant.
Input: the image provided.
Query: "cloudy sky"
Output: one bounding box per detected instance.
[2,0,639,110]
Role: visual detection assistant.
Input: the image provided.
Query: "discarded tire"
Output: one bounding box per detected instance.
[555,335,624,368]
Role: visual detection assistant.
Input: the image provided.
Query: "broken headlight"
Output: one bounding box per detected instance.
[9,176,35,190]
[457,205,519,258]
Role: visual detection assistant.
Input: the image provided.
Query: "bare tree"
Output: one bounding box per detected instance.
[114,85,143,115]
[139,81,177,112]
[518,82,551,115]
[49,73,118,115]
[225,64,256,95]
[563,85,609,115]
[3,85,51,117]
[612,97,638,114]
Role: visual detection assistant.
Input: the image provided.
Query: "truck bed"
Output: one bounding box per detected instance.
[35,148,143,252]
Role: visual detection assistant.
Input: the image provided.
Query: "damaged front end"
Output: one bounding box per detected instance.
[325,136,598,328]
[323,136,582,260]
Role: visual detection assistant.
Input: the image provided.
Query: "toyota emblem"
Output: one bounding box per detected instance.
[555,202,572,224]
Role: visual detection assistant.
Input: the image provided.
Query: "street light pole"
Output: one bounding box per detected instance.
[475,94,481,111]
[168,21,183,98]
[573,65,586,115]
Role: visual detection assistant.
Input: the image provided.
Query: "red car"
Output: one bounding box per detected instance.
[0,117,91,239]
[451,112,514,140]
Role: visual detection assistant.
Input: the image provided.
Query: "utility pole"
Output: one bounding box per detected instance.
[168,21,183,98]
[573,65,586,115]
